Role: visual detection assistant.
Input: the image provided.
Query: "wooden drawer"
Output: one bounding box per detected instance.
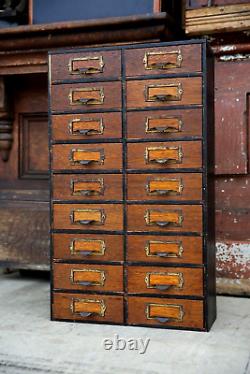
[52,143,122,171]
[127,266,203,296]
[51,81,121,112]
[127,297,204,329]
[52,292,124,323]
[125,44,202,77]
[127,109,202,140]
[127,235,203,264]
[53,203,123,231]
[53,263,123,292]
[53,233,123,262]
[127,173,202,201]
[127,141,202,170]
[51,112,122,141]
[127,204,202,233]
[52,174,123,201]
[51,50,121,82]
[127,77,202,109]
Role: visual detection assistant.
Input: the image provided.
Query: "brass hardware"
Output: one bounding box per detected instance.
[145,178,184,196]
[70,209,106,226]
[69,56,104,75]
[71,298,106,318]
[145,240,183,258]
[70,178,104,196]
[69,148,105,165]
[144,209,183,227]
[143,50,183,70]
[145,116,182,134]
[69,118,104,136]
[145,83,183,102]
[145,303,184,323]
[69,87,104,106]
[145,146,183,165]
[145,272,184,291]
[70,268,106,287]
[70,239,106,257]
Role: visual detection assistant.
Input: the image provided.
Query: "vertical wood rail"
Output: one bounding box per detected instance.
[0,77,13,162]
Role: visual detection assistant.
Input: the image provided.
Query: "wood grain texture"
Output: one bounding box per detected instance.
[53,203,123,231]
[127,108,202,140]
[51,81,121,112]
[52,292,124,323]
[127,173,202,201]
[126,77,202,109]
[127,141,202,170]
[125,44,202,77]
[51,112,122,141]
[53,233,123,262]
[52,174,123,201]
[127,266,204,296]
[127,235,203,264]
[52,143,122,171]
[127,204,203,233]
[127,296,204,329]
[53,263,123,292]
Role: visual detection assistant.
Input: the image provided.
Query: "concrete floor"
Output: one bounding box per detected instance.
[0,272,249,374]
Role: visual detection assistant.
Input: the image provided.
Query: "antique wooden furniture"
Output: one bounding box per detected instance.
[49,39,216,331]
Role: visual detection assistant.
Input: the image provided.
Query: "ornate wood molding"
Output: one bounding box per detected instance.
[0,78,13,162]
[185,3,250,35]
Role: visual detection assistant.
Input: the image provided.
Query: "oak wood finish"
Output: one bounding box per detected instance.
[126,235,203,264]
[127,266,204,296]
[53,263,123,292]
[53,233,123,262]
[127,297,204,329]
[51,112,122,141]
[52,174,123,201]
[127,109,202,140]
[53,292,124,323]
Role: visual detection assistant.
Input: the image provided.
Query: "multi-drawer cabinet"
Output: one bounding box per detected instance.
[49,40,216,331]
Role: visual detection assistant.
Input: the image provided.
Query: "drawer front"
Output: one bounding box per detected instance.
[127,109,202,140]
[53,203,123,231]
[127,297,204,329]
[52,143,122,171]
[51,82,121,112]
[53,233,123,262]
[127,173,202,201]
[53,174,123,201]
[125,44,202,77]
[127,235,203,264]
[53,292,124,323]
[51,112,122,141]
[53,263,123,292]
[127,266,203,296]
[127,77,202,109]
[127,141,202,170]
[51,50,121,81]
[127,204,202,233]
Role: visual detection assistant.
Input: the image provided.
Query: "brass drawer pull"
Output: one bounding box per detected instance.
[144,209,183,228]
[145,115,182,134]
[69,118,104,137]
[69,56,104,75]
[145,303,184,323]
[70,269,106,287]
[70,209,106,226]
[145,240,183,258]
[145,146,183,165]
[71,178,104,196]
[143,50,183,70]
[71,298,106,318]
[69,148,105,166]
[70,239,106,257]
[145,83,183,103]
[69,87,104,106]
[146,178,183,196]
[145,272,184,291]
